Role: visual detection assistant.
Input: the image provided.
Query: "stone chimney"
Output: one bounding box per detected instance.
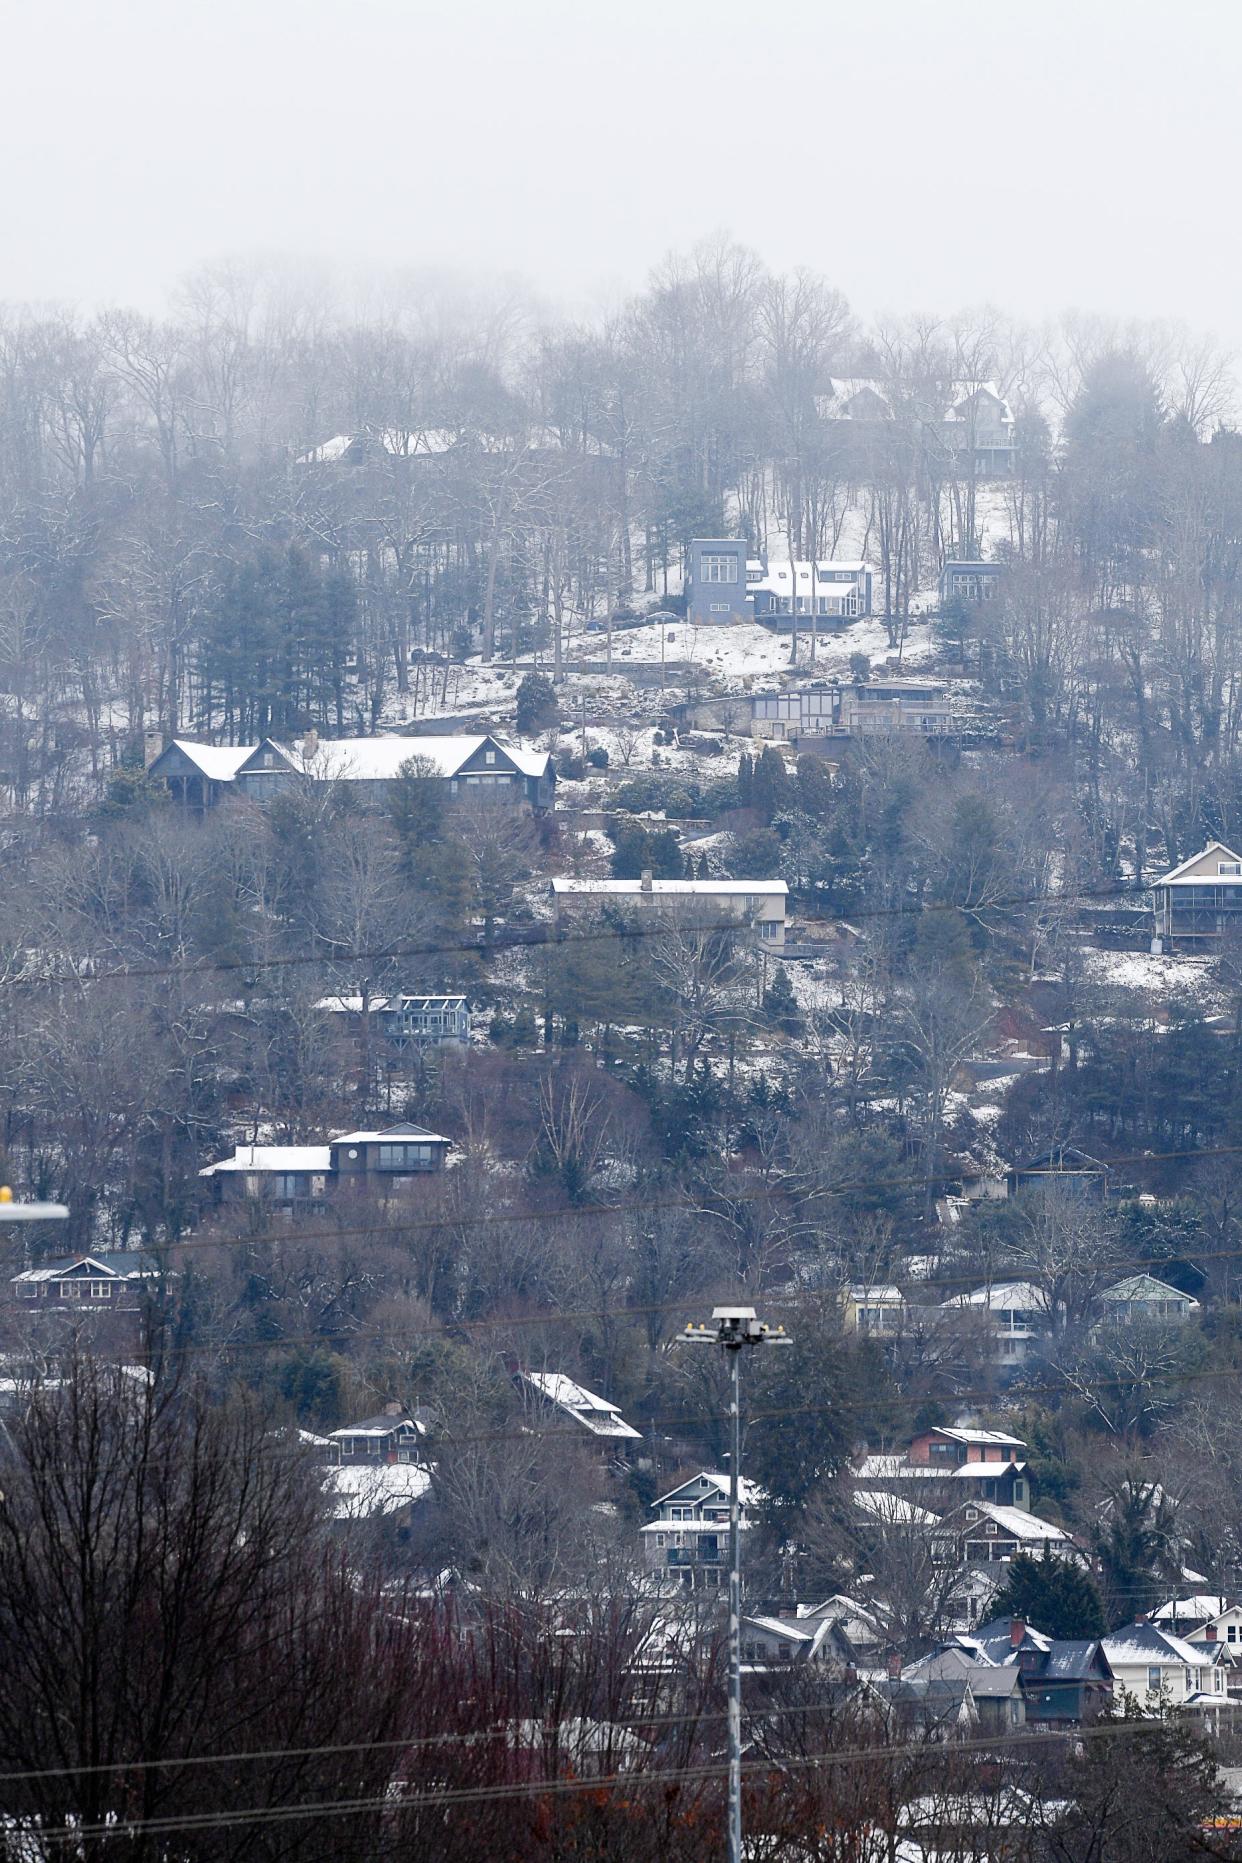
[640,869,653,894]
[382,1401,403,1418]
[142,728,164,769]
[1010,1618,1026,1649]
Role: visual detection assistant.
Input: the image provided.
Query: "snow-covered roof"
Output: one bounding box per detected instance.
[653,1470,765,1509]
[931,1426,1026,1447]
[745,1615,815,1643]
[271,734,550,783]
[945,1281,1048,1312]
[1155,841,1242,886]
[520,1371,642,1439]
[1102,1624,1210,1667]
[13,1253,160,1284]
[1153,1596,1234,1624]
[959,1502,1069,1543]
[551,878,787,898]
[331,1123,450,1147]
[849,1285,904,1302]
[321,1463,432,1519]
[853,1490,941,1527]
[200,1145,332,1177]
[163,740,255,782]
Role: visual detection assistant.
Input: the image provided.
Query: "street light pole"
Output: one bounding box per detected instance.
[679,1305,792,1863]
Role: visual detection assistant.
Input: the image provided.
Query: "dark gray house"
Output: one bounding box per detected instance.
[200,1120,451,1209]
[939,560,1005,609]
[685,538,751,626]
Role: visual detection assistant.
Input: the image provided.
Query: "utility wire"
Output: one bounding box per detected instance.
[0,875,1154,992]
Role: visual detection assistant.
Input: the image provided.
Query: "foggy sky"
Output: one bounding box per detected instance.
[5,0,1238,340]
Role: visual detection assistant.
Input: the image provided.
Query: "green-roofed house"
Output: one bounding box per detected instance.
[1095,1274,1200,1327]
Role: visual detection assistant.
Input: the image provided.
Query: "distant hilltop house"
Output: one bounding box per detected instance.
[939,559,1006,609]
[749,676,951,745]
[550,874,787,948]
[942,1280,1050,1369]
[1096,1273,1201,1327]
[1152,841,1242,950]
[13,1252,161,1312]
[200,1120,451,1210]
[315,993,471,1049]
[148,733,555,813]
[853,1423,1031,1512]
[816,378,1017,476]
[684,539,872,628]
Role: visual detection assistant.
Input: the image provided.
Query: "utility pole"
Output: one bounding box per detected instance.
[679,1306,791,1863]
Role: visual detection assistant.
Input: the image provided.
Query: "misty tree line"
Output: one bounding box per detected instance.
[0,243,1239,814]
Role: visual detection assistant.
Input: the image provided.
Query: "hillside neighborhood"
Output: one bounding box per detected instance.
[7,233,1242,1854]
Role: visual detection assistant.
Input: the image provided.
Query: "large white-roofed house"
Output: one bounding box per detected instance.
[151,733,555,812]
[518,1371,642,1444]
[1153,841,1242,949]
[550,875,787,948]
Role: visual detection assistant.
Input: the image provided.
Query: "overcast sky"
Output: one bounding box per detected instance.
[4,0,1238,342]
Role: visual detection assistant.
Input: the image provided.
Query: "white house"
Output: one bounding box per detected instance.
[1102,1623,1229,1709]
[1096,1274,1200,1326]
[941,1281,1050,1367]
[551,875,788,948]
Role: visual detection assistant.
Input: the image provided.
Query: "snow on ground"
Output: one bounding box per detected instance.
[1077,946,1226,1009]
[562,616,935,689]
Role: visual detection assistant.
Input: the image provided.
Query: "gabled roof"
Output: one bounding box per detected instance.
[853,1489,941,1527]
[551,878,787,898]
[1102,1624,1214,1666]
[1155,841,1242,887]
[653,1470,765,1509]
[331,1121,451,1147]
[945,1281,1048,1313]
[1099,1273,1199,1307]
[951,1502,1070,1543]
[151,740,255,782]
[13,1253,160,1284]
[329,1412,422,1438]
[520,1371,642,1440]
[233,734,552,785]
[926,1425,1027,1448]
[1153,1595,1234,1624]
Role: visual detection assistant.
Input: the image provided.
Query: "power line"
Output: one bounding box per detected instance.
[21,1712,1203,1848]
[0,875,1153,993]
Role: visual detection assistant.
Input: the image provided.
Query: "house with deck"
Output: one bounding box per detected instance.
[200,1120,451,1210]
[1152,842,1242,950]
[749,678,951,745]
[684,539,872,627]
[941,1281,1051,1368]
[641,1471,763,1592]
[1095,1273,1200,1327]
[12,1252,161,1311]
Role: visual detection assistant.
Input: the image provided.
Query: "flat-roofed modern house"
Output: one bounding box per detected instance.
[1153,842,1242,950]
[550,874,788,947]
[749,678,951,745]
[939,560,1005,609]
[150,733,555,812]
[685,538,751,625]
[200,1120,451,1209]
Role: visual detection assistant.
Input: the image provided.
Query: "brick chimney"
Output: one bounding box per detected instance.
[1010,1618,1026,1649]
[886,1651,902,1681]
[1206,1625,1218,1642]
[382,1401,403,1418]
[640,869,653,894]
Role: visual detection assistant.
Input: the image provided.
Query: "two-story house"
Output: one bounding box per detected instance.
[200,1120,451,1210]
[933,1501,1074,1567]
[843,1285,907,1336]
[551,874,788,949]
[749,678,951,746]
[854,1425,1031,1512]
[641,1471,763,1592]
[150,733,555,813]
[1152,841,1242,950]
[941,1281,1050,1368]
[1102,1623,1230,1711]
[919,1618,1113,1728]
[328,1403,426,1466]
[685,540,874,628]
[939,560,1005,610]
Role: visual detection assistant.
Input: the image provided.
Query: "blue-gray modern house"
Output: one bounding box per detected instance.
[686,539,872,627]
[939,560,1005,609]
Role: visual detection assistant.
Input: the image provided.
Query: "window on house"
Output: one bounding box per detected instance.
[710,603,730,614]
[700,554,739,584]
[1220,862,1241,876]
[16,1283,36,1298]
[1147,1667,1163,1693]
[59,1283,81,1299]
[1229,1626,1238,1644]
[760,920,779,940]
[89,1283,111,1299]
[485,751,496,765]
[703,1568,720,1587]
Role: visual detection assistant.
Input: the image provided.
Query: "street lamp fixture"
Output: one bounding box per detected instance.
[679,1305,791,1863]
